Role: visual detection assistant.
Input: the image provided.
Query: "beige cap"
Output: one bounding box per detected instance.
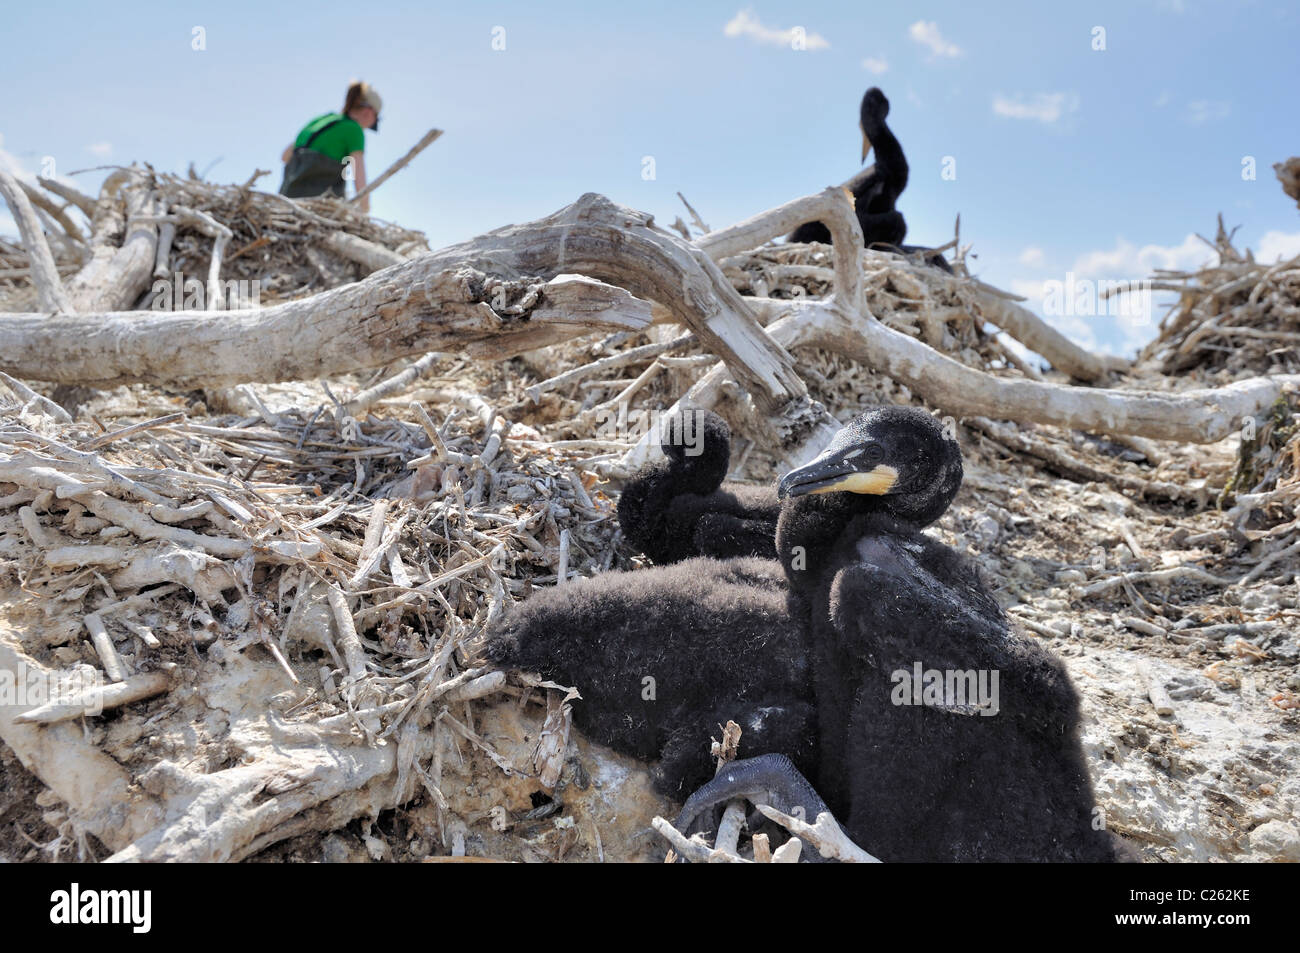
[359,82,382,115]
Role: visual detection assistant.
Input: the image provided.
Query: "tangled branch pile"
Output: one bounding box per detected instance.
[1,158,1298,863]
[0,167,427,315]
[1138,216,1300,377]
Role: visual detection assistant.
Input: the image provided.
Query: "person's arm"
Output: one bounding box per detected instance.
[281,144,293,163]
[348,151,368,213]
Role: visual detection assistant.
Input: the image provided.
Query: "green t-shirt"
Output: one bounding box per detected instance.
[293,113,365,162]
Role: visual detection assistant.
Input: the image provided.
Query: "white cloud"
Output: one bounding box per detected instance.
[1073,234,1213,277]
[992,92,1078,123]
[1009,277,1050,303]
[1257,230,1300,263]
[0,137,42,191]
[862,56,889,74]
[1011,236,1218,357]
[1185,100,1230,124]
[86,141,113,157]
[723,9,829,50]
[909,20,961,58]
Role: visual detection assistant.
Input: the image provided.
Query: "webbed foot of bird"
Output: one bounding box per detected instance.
[673,755,881,863]
[673,753,830,841]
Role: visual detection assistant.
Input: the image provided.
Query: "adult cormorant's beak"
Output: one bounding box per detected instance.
[778,447,898,499]
[861,132,873,163]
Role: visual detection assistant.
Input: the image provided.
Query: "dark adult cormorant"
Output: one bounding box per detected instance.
[789,88,909,249]
[484,555,814,800]
[674,407,1128,862]
[617,409,778,564]
[787,88,952,273]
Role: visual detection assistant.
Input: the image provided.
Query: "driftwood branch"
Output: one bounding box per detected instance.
[622,185,1298,462]
[0,194,803,415]
[699,189,1116,381]
[36,176,97,218]
[17,179,87,250]
[0,169,71,312]
[63,168,158,312]
[0,267,651,388]
[971,285,1123,382]
[4,181,1289,454]
[322,230,408,271]
[351,127,444,206]
[698,186,864,314]
[772,298,1300,444]
[15,669,173,726]
[0,638,166,852]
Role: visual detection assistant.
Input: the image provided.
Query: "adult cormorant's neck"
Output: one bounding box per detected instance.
[866,119,908,192]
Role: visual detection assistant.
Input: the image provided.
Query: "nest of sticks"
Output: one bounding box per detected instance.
[0,166,429,313]
[1137,216,1300,379]
[2,161,1299,862]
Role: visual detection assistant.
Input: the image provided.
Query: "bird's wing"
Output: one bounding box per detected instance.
[829,555,1080,733]
[828,543,1004,668]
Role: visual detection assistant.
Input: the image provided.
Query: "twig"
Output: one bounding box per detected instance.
[677,192,710,234]
[15,669,173,725]
[754,804,881,863]
[0,371,73,423]
[525,333,695,402]
[351,128,444,206]
[84,612,129,683]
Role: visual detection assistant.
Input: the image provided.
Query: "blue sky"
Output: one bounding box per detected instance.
[3,0,1298,357]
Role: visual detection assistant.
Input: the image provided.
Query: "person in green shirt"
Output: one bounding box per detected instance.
[279,81,382,212]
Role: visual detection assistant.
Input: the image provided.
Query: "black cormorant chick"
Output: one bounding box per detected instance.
[484,556,814,800]
[675,407,1128,862]
[789,88,909,249]
[617,409,778,564]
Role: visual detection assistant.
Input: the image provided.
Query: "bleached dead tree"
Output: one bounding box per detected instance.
[4,181,1297,462]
